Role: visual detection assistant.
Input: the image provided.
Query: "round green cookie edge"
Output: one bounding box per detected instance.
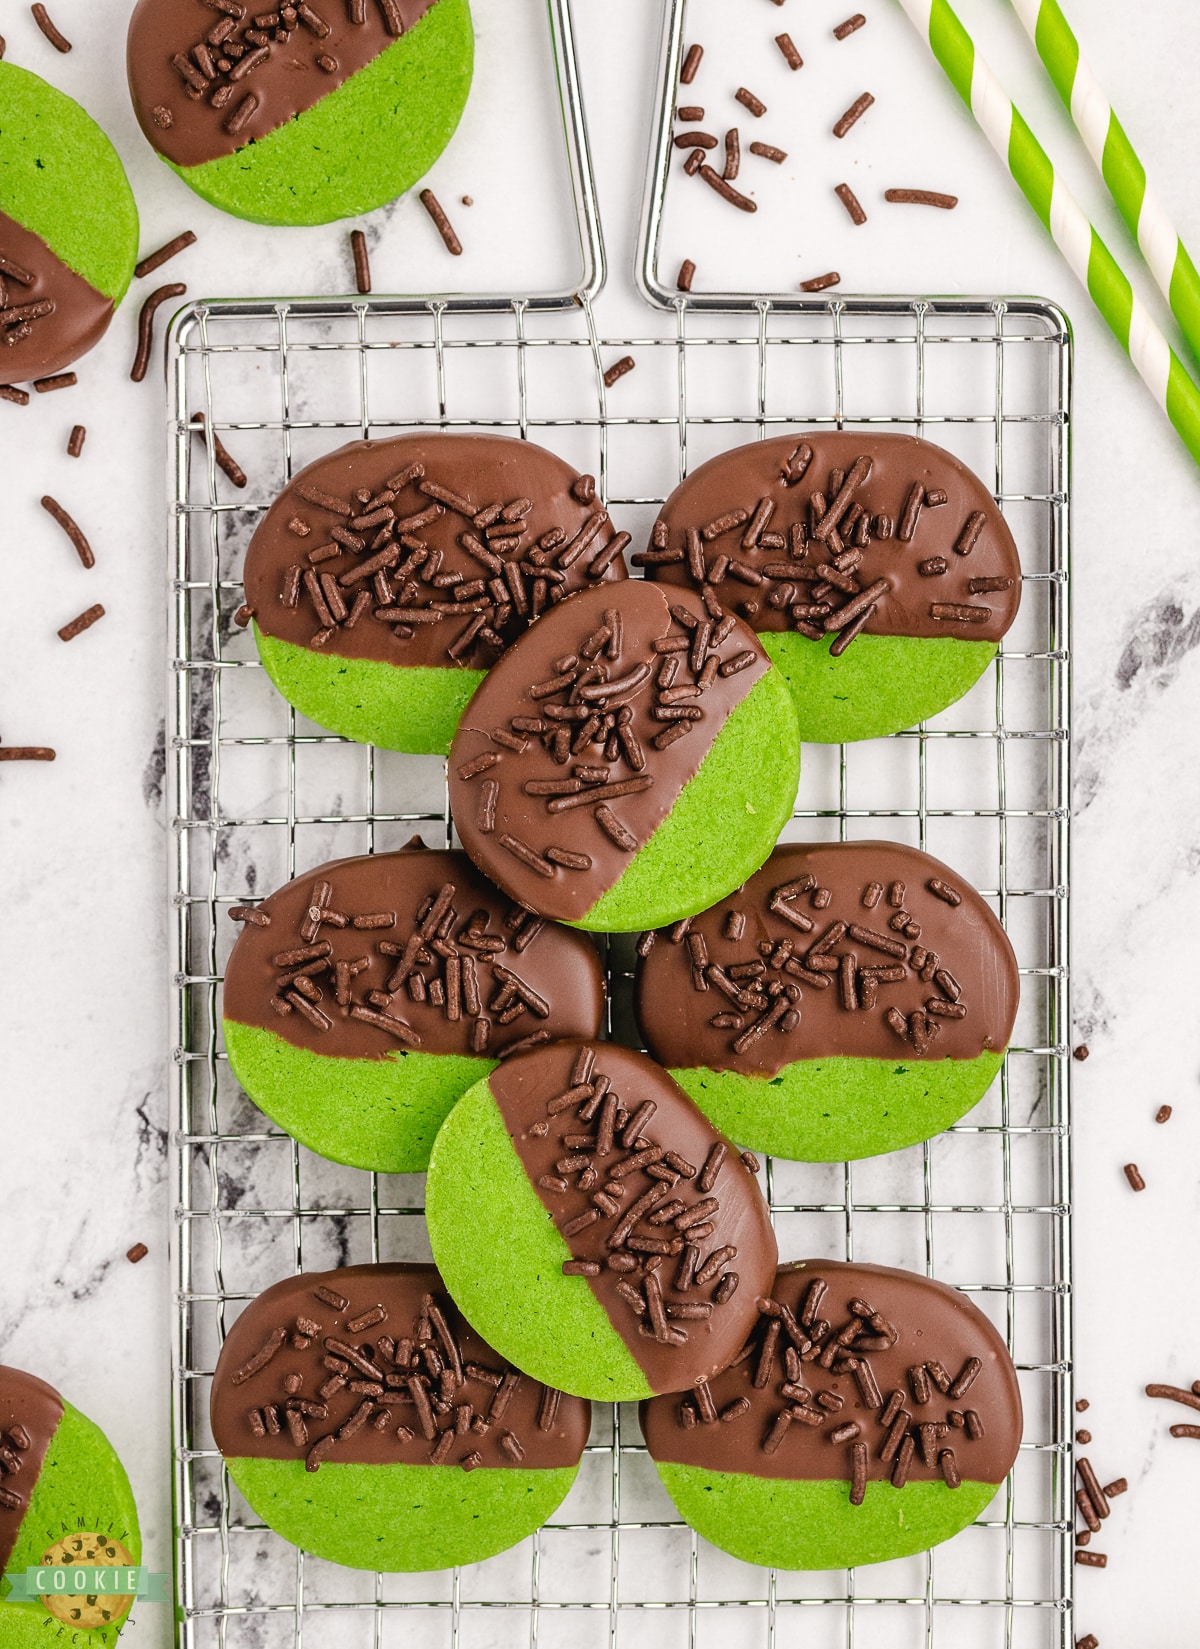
[0,1399,142,1647]
[579,666,801,933]
[669,1050,1006,1163]
[761,630,997,745]
[168,0,475,226]
[255,626,485,755]
[224,1018,497,1173]
[227,1455,578,1570]
[427,1076,655,1403]
[654,1462,999,1569]
[0,62,138,302]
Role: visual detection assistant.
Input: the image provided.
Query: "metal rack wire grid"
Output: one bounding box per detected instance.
[168,290,1072,1649]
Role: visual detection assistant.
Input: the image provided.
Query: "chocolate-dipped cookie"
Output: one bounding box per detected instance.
[641,1260,1022,1569]
[242,434,629,754]
[447,582,801,932]
[0,65,139,384]
[636,841,1018,1162]
[210,1264,590,1570]
[0,1366,141,1645]
[223,840,606,1173]
[127,0,473,226]
[426,1041,778,1402]
[641,433,1021,743]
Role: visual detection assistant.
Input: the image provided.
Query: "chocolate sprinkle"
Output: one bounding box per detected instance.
[775,33,803,70]
[41,495,95,568]
[350,229,371,294]
[57,603,105,643]
[833,93,874,139]
[132,283,187,383]
[834,184,867,225]
[680,43,703,84]
[885,189,958,210]
[419,190,462,256]
[135,230,197,279]
[31,3,71,51]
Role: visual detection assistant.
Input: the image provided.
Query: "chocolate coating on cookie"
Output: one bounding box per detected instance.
[0,211,113,382]
[243,434,627,674]
[222,842,605,1059]
[641,1260,1022,1486]
[0,1365,64,1570]
[643,432,1020,644]
[636,841,1019,1075]
[127,0,438,169]
[210,1263,590,1470]
[489,1041,778,1392]
[448,582,771,921]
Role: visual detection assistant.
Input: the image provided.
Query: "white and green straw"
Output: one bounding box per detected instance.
[895,0,1200,470]
[1009,0,1200,370]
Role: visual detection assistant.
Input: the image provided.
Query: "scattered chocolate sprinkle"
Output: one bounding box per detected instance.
[350,229,371,294]
[1146,1384,1200,1413]
[126,1243,149,1264]
[735,86,766,117]
[191,411,248,488]
[834,183,866,224]
[1075,1551,1106,1568]
[1076,1638,1099,1649]
[0,745,55,761]
[800,271,841,292]
[57,603,105,643]
[1122,1163,1145,1192]
[885,188,958,210]
[0,385,29,406]
[1073,1044,1089,1061]
[419,190,462,255]
[1102,1479,1127,1498]
[698,165,757,212]
[66,424,86,458]
[675,131,717,150]
[833,93,874,138]
[775,32,803,69]
[1077,1459,1110,1520]
[684,148,706,176]
[723,127,741,181]
[677,258,696,292]
[135,231,197,280]
[1155,1104,1172,1123]
[40,495,95,569]
[749,141,787,164]
[33,373,76,393]
[603,356,636,388]
[955,512,986,556]
[680,42,703,83]
[31,3,70,50]
[1076,1430,1091,1444]
[834,13,866,38]
[1076,1398,1090,1412]
[132,283,187,383]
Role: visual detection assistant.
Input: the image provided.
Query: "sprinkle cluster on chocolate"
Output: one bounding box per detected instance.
[675,1279,988,1499]
[0,251,52,354]
[639,868,969,1055]
[229,1281,565,1472]
[529,1047,754,1338]
[638,444,1010,652]
[161,0,381,138]
[238,868,556,1058]
[456,593,759,874]
[269,461,627,662]
[0,1418,35,1515]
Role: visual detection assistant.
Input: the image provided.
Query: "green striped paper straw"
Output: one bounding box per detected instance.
[1009,0,1200,368]
[896,0,1200,471]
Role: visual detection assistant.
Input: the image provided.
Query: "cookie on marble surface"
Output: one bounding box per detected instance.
[222,839,606,1173]
[642,432,1021,743]
[447,581,802,933]
[426,1040,778,1402]
[126,0,473,226]
[635,840,1019,1162]
[641,1259,1022,1569]
[210,1263,590,1569]
[0,64,139,383]
[0,1365,141,1647]
[242,433,629,754]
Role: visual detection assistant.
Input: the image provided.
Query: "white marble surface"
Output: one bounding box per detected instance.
[4,0,1200,1643]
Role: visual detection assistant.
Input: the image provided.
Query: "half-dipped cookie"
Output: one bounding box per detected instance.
[636,841,1019,1162]
[223,840,606,1173]
[642,1260,1022,1569]
[0,1366,141,1646]
[642,433,1021,743]
[448,581,801,932]
[210,1264,590,1570]
[243,434,629,754]
[426,1041,778,1402]
[127,0,473,226]
[0,65,139,383]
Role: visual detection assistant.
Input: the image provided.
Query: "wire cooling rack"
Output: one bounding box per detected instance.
[167,288,1073,1648]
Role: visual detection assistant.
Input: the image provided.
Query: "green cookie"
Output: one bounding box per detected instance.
[762,630,997,744]
[670,1051,1005,1163]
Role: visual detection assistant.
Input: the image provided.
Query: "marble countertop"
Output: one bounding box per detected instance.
[4,0,1200,1643]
